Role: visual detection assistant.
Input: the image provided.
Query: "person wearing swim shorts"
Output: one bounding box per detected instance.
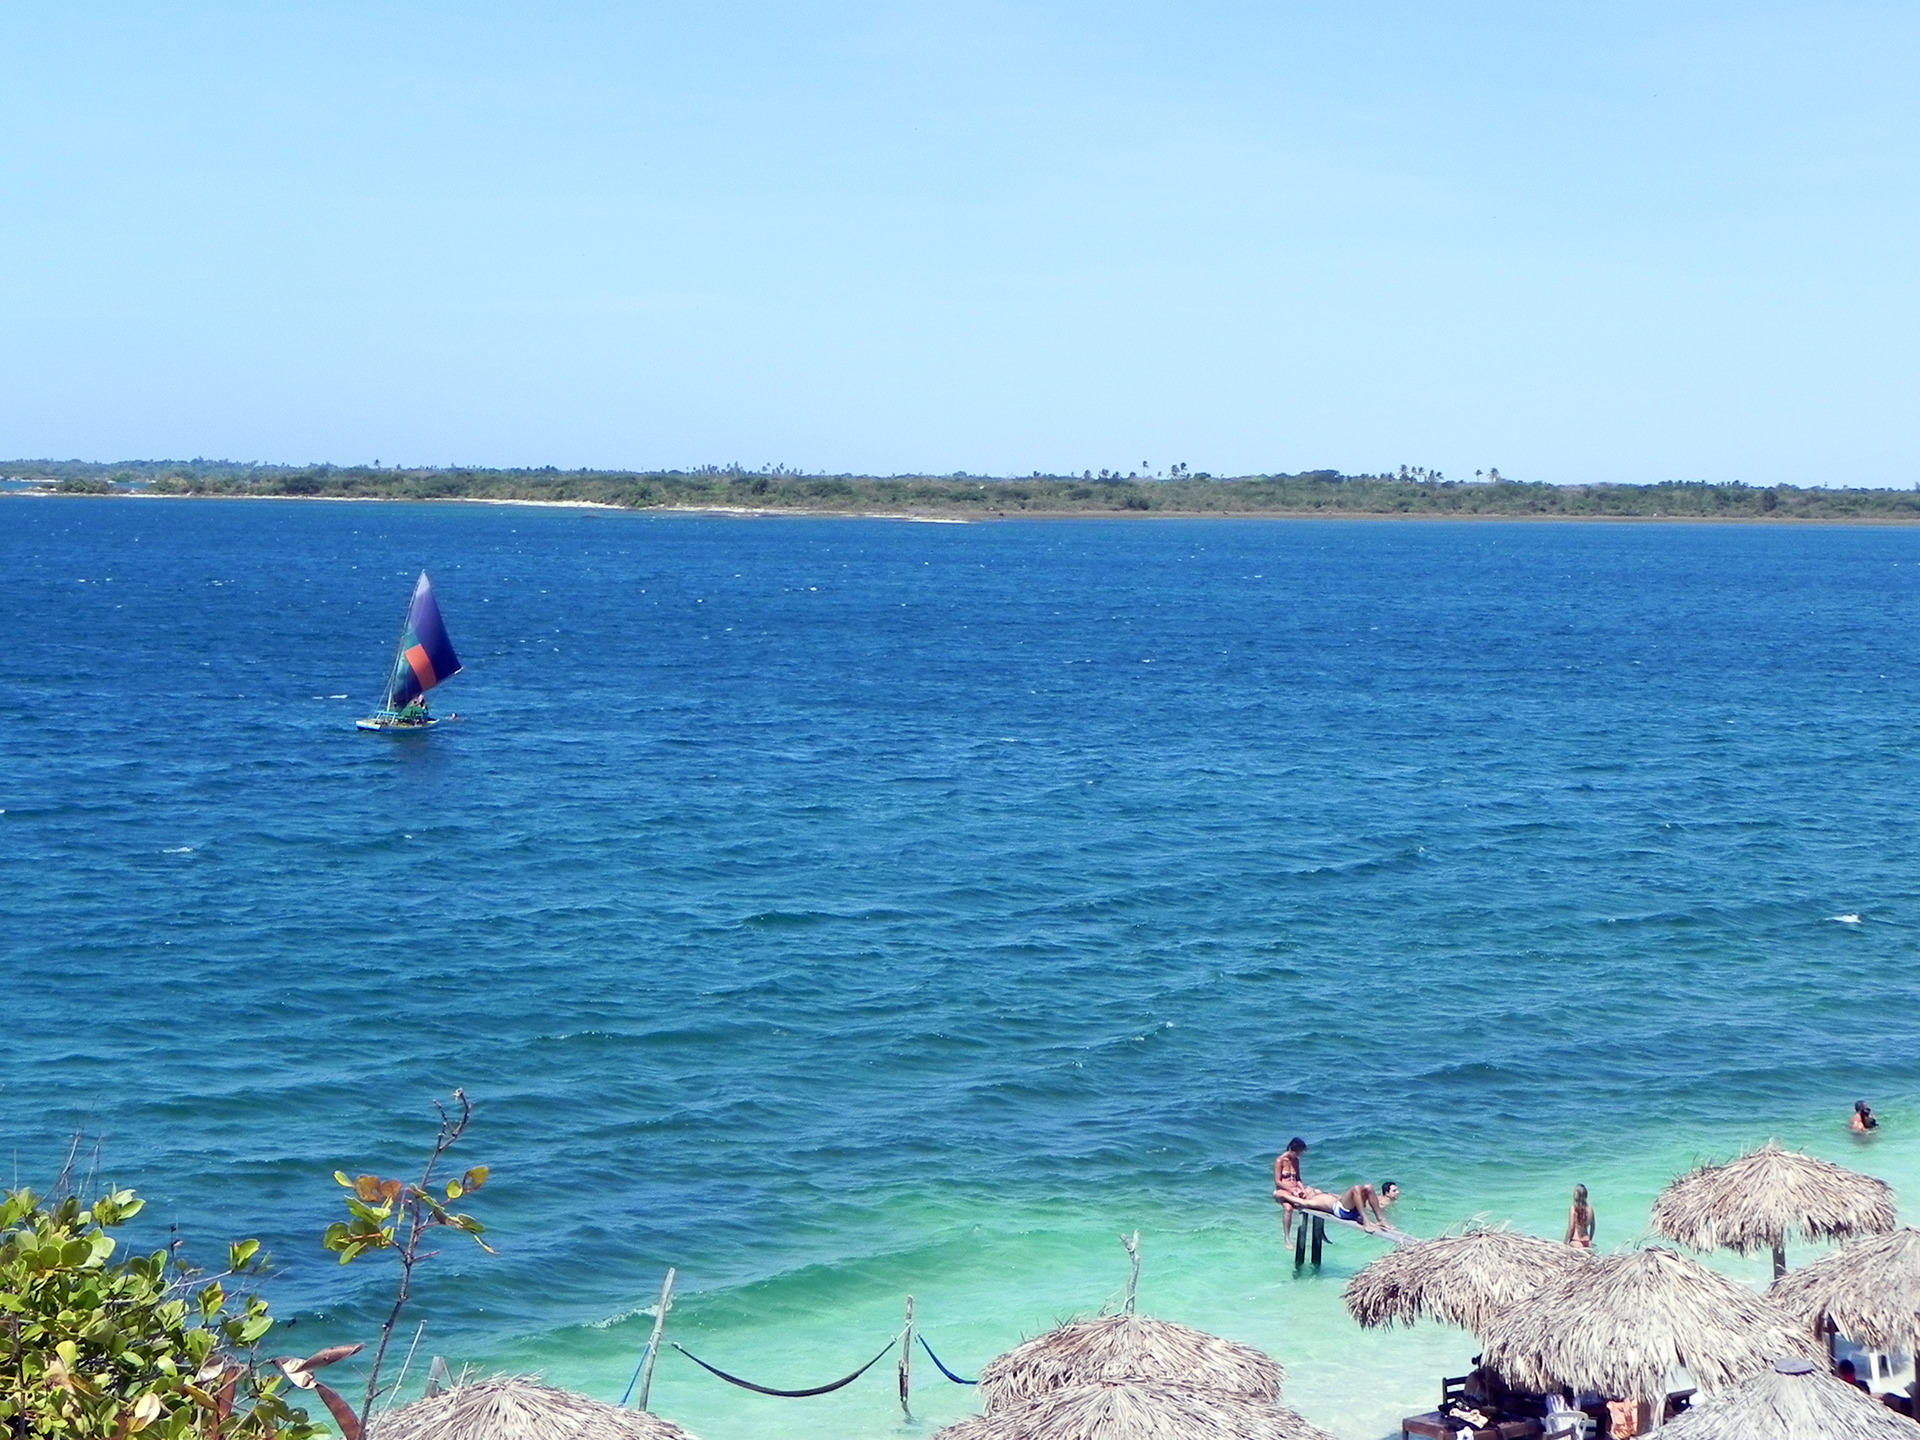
[1331,1179,1398,1231]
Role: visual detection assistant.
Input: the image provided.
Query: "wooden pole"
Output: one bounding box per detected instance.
[1310,1215,1325,1266]
[1121,1232,1141,1315]
[898,1295,913,1421]
[635,1268,676,1412]
[1293,1219,1307,1267]
[1772,1243,1787,1280]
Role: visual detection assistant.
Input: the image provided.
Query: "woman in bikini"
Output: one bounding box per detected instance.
[1566,1184,1595,1247]
[1274,1138,1341,1241]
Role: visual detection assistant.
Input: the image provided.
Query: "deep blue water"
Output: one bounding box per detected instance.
[4,499,1918,1438]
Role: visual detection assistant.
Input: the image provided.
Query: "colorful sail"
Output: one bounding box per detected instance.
[384,572,462,709]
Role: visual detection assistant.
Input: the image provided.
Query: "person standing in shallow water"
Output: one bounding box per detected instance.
[1565,1185,1595,1248]
[1852,1101,1879,1133]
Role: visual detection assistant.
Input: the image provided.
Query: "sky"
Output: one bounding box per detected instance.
[1,2,1916,483]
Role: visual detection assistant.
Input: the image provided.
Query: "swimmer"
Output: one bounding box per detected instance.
[1851,1101,1879,1133]
[1329,1180,1398,1232]
[1566,1184,1595,1248]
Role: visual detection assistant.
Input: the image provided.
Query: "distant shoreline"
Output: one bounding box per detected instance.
[10,487,1920,525]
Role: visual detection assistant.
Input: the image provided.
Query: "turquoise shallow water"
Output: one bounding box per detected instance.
[5,499,1920,1439]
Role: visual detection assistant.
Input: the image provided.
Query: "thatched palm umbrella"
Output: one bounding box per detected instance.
[1651,1141,1895,1278]
[371,1377,697,1440]
[1482,1247,1821,1410]
[1659,1356,1920,1440]
[1344,1228,1591,1338]
[976,1315,1282,1413]
[1770,1226,1920,1352]
[934,1380,1335,1440]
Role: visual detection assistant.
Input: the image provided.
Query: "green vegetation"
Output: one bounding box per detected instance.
[0,1187,321,1440]
[7,458,1920,519]
[2,1098,491,1440]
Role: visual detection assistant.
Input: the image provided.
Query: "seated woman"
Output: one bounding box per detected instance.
[1274,1139,1341,1241]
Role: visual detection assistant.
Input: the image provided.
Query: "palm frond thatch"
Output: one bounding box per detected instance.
[370,1377,697,1440]
[1660,1358,1920,1440]
[976,1316,1282,1413]
[1482,1247,1821,1406]
[1770,1226,1920,1352]
[1343,1228,1590,1337]
[934,1380,1335,1440]
[1650,1141,1895,1259]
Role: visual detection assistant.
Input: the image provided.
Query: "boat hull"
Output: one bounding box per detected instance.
[356,714,441,732]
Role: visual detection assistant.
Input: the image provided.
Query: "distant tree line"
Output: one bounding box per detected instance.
[7,459,1920,520]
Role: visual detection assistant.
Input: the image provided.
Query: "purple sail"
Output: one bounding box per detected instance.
[385,572,463,708]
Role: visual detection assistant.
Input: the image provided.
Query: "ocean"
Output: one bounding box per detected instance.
[4,497,1918,1440]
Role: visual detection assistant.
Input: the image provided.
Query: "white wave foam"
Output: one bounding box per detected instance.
[588,1303,660,1329]
[1829,913,1863,925]
[162,846,194,854]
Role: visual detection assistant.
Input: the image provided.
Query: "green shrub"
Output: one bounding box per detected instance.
[0,1188,321,1440]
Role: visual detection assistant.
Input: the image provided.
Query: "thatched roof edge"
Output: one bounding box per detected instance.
[977,1313,1283,1412]
[369,1376,696,1440]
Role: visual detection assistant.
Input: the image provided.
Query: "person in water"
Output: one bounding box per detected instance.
[1852,1101,1879,1132]
[1566,1184,1596,1247]
[1331,1179,1398,1230]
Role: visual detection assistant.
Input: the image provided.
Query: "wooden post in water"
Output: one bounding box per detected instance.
[898,1295,914,1421]
[1293,1218,1307,1267]
[635,1267,676,1413]
[1310,1215,1325,1266]
[1121,1232,1141,1315]
[1772,1242,1787,1281]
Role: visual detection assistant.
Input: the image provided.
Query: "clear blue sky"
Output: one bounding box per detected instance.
[2,2,1915,483]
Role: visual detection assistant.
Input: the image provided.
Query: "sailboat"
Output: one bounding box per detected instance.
[357,571,463,731]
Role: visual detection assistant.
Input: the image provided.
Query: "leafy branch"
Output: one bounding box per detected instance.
[322,1092,491,1432]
